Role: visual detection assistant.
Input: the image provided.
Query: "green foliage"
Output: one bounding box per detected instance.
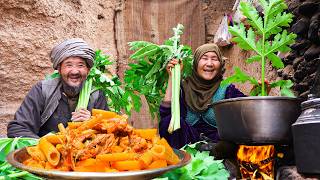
[0,138,42,180]
[125,24,193,119]
[155,142,230,180]
[45,70,60,80]
[225,0,297,96]
[89,50,141,115]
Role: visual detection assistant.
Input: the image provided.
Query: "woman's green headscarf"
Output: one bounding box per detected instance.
[182,43,225,112]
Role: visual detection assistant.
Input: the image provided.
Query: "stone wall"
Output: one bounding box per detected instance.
[0,0,118,136]
[278,0,320,99]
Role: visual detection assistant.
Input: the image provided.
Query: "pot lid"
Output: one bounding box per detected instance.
[301,94,320,110]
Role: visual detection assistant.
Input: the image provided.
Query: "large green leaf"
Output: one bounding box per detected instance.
[265,30,296,55]
[222,67,259,86]
[246,55,261,63]
[270,79,295,97]
[262,0,288,27]
[128,41,153,51]
[266,52,284,69]
[229,25,261,55]
[130,44,160,60]
[156,142,229,180]
[264,12,294,38]
[240,1,264,35]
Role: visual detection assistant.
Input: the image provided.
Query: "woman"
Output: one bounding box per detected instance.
[159,43,245,149]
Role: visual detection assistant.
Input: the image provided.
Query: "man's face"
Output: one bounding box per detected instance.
[196,51,221,80]
[58,57,89,87]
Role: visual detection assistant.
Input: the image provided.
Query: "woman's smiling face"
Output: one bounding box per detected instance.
[196,51,221,80]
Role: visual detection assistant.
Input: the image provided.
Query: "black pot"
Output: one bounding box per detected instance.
[292,95,320,174]
[213,96,301,145]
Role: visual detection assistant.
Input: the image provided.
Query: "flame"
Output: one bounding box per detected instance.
[237,145,275,179]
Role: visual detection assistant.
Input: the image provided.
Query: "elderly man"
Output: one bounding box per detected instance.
[7,38,108,138]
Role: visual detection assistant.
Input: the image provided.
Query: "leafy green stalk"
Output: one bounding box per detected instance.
[167,24,184,133]
[261,33,266,96]
[88,51,141,114]
[0,138,42,179]
[224,0,296,96]
[168,63,181,133]
[125,24,193,120]
[76,78,92,110]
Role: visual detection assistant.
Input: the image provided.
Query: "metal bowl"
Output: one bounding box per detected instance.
[213,96,302,144]
[7,148,191,180]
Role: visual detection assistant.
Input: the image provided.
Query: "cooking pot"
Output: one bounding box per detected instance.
[292,95,320,174]
[212,96,301,144]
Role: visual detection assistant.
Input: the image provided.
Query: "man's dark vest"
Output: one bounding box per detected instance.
[40,78,99,126]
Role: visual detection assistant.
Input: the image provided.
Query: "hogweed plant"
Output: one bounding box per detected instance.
[222,0,297,96]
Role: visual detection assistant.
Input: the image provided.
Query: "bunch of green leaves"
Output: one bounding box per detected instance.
[0,138,42,180]
[86,50,141,115]
[124,24,193,119]
[223,0,296,96]
[155,142,229,180]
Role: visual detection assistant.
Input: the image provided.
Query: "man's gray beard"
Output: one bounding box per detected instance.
[61,80,83,98]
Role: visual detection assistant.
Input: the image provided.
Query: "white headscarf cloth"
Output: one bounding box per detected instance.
[50,38,95,69]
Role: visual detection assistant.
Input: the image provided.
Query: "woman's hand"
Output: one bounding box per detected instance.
[71,108,91,122]
[163,59,183,105]
[251,79,271,95]
[166,59,183,76]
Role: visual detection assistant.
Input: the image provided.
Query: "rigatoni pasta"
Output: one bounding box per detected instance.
[38,138,60,166]
[23,109,181,172]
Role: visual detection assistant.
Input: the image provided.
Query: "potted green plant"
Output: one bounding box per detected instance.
[213,0,302,144]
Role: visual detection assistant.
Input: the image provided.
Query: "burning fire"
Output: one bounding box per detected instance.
[237,145,275,179]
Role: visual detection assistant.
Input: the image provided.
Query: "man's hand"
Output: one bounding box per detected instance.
[71,108,91,122]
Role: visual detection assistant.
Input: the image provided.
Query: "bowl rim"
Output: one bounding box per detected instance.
[6,147,191,179]
[212,96,301,106]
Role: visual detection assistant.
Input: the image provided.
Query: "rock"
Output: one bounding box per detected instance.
[299,90,311,99]
[298,1,319,16]
[287,0,300,12]
[298,46,310,56]
[308,13,320,43]
[277,69,283,76]
[287,51,298,61]
[308,76,316,86]
[291,18,310,35]
[294,82,309,92]
[309,72,317,80]
[292,57,304,70]
[304,44,320,61]
[294,70,307,80]
[296,59,308,71]
[291,39,312,51]
[283,58,294,65]
[306,57,320,68]
[301,75,314,87]
[293,57,304,70]
[282,65,294,79]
